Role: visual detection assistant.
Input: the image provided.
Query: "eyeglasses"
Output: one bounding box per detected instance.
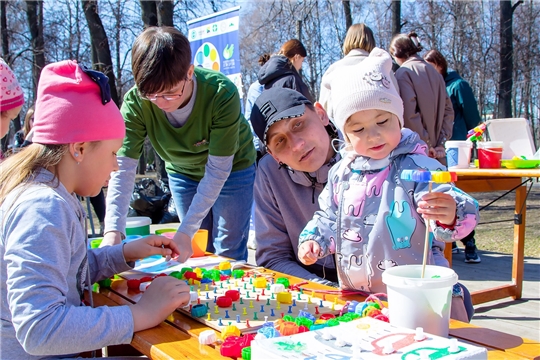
[79,64,112,105]
[139,78,189,102]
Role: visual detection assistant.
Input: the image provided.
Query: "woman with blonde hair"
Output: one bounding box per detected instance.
[257,39,313,102]
[390,32,454,164]
[319,23,398,121]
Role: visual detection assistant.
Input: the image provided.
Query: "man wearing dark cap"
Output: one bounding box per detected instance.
[250,88,340,285]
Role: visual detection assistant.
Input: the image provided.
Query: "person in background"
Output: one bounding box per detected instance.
[250,87,339,286]
[298,48,477,322]
[12,106,34,152]
[0,57,25,140]
[319,23,398,121]
[390,32,454,165]
[103,26,256,262]
[424,49,482,263]
[258,39,314,102]
[0,60,190,359]
[244,53,271,159]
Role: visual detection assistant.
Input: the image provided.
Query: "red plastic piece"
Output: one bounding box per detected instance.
[216,296,232,308]
[140,276,153,283]
[220,274,230,281]
[127,279,141,290]
[220,334,255,358]
[298,325,309,333]
[225,290,240,301]
[155,273,168,278]
[183,271,201,281]
[319,313,336,320]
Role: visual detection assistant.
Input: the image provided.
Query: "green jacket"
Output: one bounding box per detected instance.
[445,71,481,140]
[119,67,256,181]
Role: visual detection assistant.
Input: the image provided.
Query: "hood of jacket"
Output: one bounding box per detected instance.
[444,70,461,85]
[258,55,298,85]
[343,128,429,172]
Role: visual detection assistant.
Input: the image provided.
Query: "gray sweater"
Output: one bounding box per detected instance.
[254,152,340,284]
[1,169,134,359]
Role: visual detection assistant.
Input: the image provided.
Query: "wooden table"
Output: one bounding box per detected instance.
[447,168,540,305]
[88,267,540,359]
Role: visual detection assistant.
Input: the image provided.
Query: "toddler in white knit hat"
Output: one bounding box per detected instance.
[297,48,478,323]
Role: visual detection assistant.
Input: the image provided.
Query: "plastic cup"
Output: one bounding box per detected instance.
[90,238,103,249]
[125,216,152,236]
[477,141,504,169]
[191,229,208,258]
[155,228,177,235]
[382,265,458,337]
[445,141,473,169]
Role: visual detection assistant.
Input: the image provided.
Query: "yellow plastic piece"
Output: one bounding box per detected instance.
[253,277,267,289]
[214,306,219,314]
[276,292,292,304]
[219,261,231,270]
[222,324,241,339]
[194,268,203,277]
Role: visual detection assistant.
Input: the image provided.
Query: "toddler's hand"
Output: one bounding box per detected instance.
[129,276,190,331]
[123,235,180,262]
[172,231,194,263]
[298,240,321,265]
[417,192,457,225]
[428,146,446,159]
[100,231,123,247]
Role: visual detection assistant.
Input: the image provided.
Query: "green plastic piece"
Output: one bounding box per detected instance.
[294,316,313,328]
[169,271,183,279]
[97,278,112,288]
[282,315,295,322]
[206,269,221,281]
[242,346,251,360]
[326,318,340,327]
[337,313,356,322]
[179,267,193,278]
[232,269,245,279]
[276,277,290,288]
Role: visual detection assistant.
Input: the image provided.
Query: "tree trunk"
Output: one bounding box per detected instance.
[342,1,352,31]
[157,0,174,27]
[140,0,158,28]
[25,1,45,96]
[82,0,120,106]
[1,1,9,58]
[391,0,401,36]
[497,0,522,118]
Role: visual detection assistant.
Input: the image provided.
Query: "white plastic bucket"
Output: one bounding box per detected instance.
[382,265,458,337]
[445,141,473,169]
[125,216,152,236]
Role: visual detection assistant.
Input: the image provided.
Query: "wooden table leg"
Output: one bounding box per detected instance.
[512,185,526,300]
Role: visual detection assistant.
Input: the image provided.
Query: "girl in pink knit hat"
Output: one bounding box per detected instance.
[0,60,191,359]
[0,57,25,138]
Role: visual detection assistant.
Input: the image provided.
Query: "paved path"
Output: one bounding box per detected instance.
[247,248,540,341]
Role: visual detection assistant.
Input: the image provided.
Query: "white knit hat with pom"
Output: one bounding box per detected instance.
[331,47,403,135]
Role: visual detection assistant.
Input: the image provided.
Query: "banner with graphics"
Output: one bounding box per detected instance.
[187,6,242,98]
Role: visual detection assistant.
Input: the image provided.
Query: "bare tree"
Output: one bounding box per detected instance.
[140,0,158,28]
[82,0,119,105]
[498,0,523,118]
[342,0,352,31]
[157,0,174,27]
[391,0,401,36]
[25,1,45,93]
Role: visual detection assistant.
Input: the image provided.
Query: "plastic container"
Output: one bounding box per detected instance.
[477,141,504,169]
[155,228,177,235]
[125,216,152,236]
[89,237,103,249]
[445,141,473,169]
[191,229,208,257]
[381,265,458,337]
[123,235,142,244]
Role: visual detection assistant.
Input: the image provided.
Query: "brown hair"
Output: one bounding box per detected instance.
[23,106,34,137]
[0,143,67,206]
[423,49,448,78]
[131,26,192,97]
[258,54,271,66]
[389,31,423,60]
[278,39,307,60]
[342,23,376,55]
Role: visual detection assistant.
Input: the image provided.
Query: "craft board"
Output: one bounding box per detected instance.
[485,118,536,159]
[120,255,231,280]
[178,273,345,334]
[251,317,487,359]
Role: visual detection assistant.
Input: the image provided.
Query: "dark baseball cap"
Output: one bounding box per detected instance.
[250,88,312,145]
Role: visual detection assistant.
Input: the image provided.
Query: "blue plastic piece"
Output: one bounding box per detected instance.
[401,170,431,182]
[191,304,208,318]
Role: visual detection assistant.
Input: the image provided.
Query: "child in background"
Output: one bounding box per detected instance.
[0,61,191,359]
[0,57,25,139]
[298,48,478,320]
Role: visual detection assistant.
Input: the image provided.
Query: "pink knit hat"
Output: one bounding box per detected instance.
[0,58,25,111]
[32,60,125,144]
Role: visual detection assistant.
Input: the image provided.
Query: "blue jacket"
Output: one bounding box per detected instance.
[445,71,481,140]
